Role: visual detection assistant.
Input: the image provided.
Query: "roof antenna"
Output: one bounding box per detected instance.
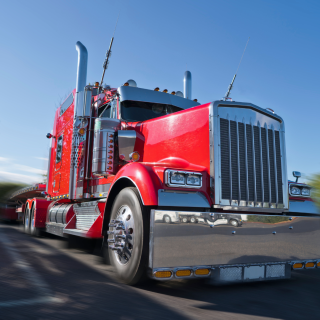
[224,37,250,101]
[100,10,120,87]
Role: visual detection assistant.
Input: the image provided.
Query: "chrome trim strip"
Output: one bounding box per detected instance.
[265,123,271,205]
[236,120,241,205]
[244,119,249,205]
[107,176,145,205]
[272,128,279,205]
[258,124,264,204]
[251,122,257,205]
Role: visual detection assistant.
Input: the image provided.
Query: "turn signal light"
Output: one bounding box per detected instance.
[155,271,172,278]
[78,127,85,135]
[176,269,191,277]
[293,263,303,269]
[129,152,140,162]
[305,262,315,268]
[195,268,210,276]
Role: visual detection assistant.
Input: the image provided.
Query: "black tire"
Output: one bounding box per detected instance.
[30,206,41,237]
[182,216,188,223]
[229,219,239,227]
[163,215,171,224]
[189,216,197,223]
[24,204,31,234]
[108,187,149,285]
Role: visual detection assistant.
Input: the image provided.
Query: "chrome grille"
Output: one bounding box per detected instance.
[220,118,283,208]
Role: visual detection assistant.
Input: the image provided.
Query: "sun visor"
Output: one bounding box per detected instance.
[118,86,200,110]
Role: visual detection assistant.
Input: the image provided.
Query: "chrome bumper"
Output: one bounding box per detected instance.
[149,209,320,281]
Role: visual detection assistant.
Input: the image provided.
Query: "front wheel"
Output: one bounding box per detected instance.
[107,188,149,285]
[229,219,239,227]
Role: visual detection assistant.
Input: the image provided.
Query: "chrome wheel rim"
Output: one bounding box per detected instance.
[25,208,29,230]
[30,211,35,233]
[109,205,134,265]
[230,220,237,226]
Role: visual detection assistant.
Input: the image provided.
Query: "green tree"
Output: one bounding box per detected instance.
[0,182,26,203]
[309,173,320,208]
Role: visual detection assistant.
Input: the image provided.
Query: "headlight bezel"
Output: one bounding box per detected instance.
[289,183,312,198]
[165,170,202,189]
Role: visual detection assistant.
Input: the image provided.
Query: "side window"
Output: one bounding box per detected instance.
[56,135,63,163]
[98,104,111,118]
[60,93,74,116]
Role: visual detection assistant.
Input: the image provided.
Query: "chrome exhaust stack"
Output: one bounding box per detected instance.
[69,41,88,200]
[75,41,88,93]
[183,71,192,100]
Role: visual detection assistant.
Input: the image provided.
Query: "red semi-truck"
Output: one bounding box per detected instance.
[8,41,320,285]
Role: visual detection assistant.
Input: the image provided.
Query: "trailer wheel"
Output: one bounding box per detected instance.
[24,204,30,234]
[107,187,149,285]
[190,216,197,223]
[30,206,41,237]
[163,215,171,224]
[182,216,188,223]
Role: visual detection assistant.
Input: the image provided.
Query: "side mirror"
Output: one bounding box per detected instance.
[292,171,301,183]
[46,133,55,139]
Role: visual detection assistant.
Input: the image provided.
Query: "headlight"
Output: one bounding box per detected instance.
[301,188,310,196]
[186,174,201,186]
[290,186,301,195]
[166,170,202,188]
[170,172,186,185]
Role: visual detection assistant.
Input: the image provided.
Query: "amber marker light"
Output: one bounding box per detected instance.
[317,262,320,268]
[163,89,168,93]
[176,269,191,277]
[154,87,160,91]
[171,91,176,95]
[129,152,140,162]
[195,268,210,276]
[293,263,303,269]
[78,127,85,135]
[95,82,99,87]
[124,82,129,86]
[305,262,315,268]
[154,271,172,278]
[193,99,198,102]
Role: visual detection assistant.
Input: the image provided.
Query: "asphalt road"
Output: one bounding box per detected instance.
[0,222,320,320]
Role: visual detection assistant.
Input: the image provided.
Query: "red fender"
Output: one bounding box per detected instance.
[110,162,163,206]
[32,198,52,228]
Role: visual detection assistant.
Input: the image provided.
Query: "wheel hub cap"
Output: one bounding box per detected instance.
[107,205,134,265]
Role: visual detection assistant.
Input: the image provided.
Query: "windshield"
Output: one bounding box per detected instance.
[121,101,183,122]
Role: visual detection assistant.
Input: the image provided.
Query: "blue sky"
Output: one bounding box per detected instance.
[0,0,319,184]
